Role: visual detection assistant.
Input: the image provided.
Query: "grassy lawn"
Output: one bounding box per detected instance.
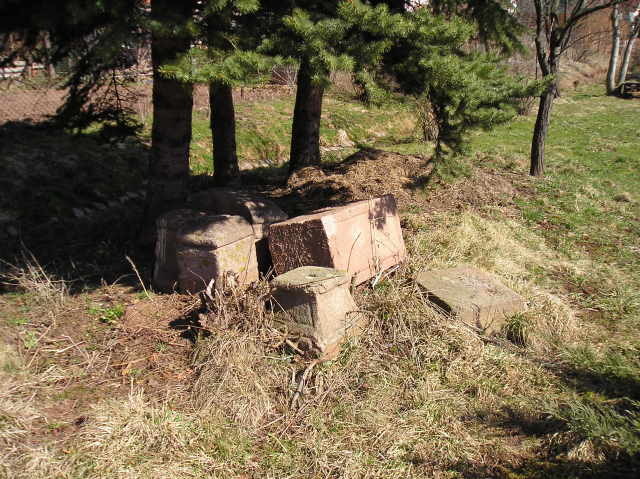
[189,90,418,175]
[1,86,639,478]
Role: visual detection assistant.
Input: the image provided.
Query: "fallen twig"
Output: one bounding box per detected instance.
[289,359,318,410]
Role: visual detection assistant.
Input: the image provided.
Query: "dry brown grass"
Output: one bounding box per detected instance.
[0,202,587,478]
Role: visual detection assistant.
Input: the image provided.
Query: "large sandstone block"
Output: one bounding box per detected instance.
[416,265,526,334]
[175,214,258,293]
[153,209,209,292]
[268,195,406,285]
[188,188,288,275]
[270,266,364,358]
[187,188,288,240]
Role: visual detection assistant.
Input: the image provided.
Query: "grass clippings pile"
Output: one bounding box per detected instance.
[277,148,429,214]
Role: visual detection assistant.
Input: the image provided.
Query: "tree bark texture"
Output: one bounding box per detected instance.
[289,57,324,176]
[530,81,556,177]
[618,18,639,84]
[42,32,56,78]
[147,0,194,226]
[607,5,622,94]
[210,83,240,185]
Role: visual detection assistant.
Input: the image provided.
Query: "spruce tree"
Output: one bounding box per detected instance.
[387,9,541,157]
[261,1,405,175]
[146,0,197,228]
[160,0,272,186]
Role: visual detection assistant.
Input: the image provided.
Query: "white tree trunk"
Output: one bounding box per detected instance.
[607,5,622,94]
[618,15,640,84]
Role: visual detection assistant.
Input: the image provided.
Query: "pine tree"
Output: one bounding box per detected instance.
[261,1,406,175]
[387,9,541,157]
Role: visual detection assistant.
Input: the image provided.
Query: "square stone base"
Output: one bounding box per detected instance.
[416,265,526,334]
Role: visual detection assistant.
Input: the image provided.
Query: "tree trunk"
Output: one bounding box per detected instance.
[146,0,194,233]
[530,74,557,177]
[42,31,56,79]
[210,83,240,185]
[289,57,324,176]
[618,21,639,84]
[607,5,622,94]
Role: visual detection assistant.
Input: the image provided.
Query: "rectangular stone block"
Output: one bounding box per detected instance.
[188,188,289,275]
[187,188,288,240]
[176,214,258,293]
[268,195,406,285]
[416,265,527,334]
[153,209,209,292]
[270,266,364,358]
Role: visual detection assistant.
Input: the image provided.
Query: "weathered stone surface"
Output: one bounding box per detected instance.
[188,188,288,275]
[153,209,209,292]
[175,214,258,293]
[268,195,406,285]
[187,188,288,240]
[416,265,526,334]
[271,266,364,358]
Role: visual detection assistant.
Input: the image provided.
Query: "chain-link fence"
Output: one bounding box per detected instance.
[0,67,295,127]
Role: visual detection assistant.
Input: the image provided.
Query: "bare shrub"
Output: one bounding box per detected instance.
[271,64,298,87]
[515,95,537,116]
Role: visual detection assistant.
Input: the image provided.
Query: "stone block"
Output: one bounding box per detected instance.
[187,188,288,240]
[270,266,364,358]
[175,214,258,293]
[416,265,526,334]
[268,195,406,285]
[188,188,288,275]
[153,209,209,292]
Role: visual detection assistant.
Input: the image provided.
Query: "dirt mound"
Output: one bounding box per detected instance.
[275,148,430,214]
[271,148,531,217]
[422,168,530,215]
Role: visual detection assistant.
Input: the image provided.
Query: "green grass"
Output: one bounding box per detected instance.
[465,86,640,469]
[189,89,419,174]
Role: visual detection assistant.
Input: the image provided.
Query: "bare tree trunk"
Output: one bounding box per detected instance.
[210,83,240,185]
[607,5,622,94]
[289,56,324,176]
[146,0,194,232]
[42,31,56,79]
[530,79,557,177]
[618,20,639,84]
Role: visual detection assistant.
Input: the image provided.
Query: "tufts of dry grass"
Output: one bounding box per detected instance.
[1,251,68,309]
[404,210,579,353]
[0,207,607,477]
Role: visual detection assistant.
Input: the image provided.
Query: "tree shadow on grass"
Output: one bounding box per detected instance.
[0,120,150,291]
[447,455,640,479]
[448,347,640,479]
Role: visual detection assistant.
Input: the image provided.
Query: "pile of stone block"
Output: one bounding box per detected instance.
[153,189,287,293]
[152,189,527,359]
[153,191,406,294]
[152,191,407,358]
